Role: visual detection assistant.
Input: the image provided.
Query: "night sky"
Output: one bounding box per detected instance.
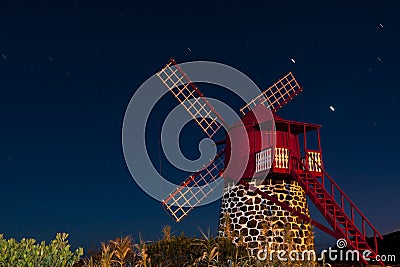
[1,1,399,251]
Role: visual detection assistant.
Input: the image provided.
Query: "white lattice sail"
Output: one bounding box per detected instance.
[240,72,302,114]
[162,151,225,222]
[157,60,226,138]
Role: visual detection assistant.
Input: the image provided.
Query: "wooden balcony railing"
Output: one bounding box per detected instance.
[274,147,290,170]
[306,150,322,173]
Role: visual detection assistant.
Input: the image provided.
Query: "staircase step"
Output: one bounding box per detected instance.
[292,157,383,266]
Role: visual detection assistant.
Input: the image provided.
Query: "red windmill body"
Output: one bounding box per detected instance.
[156,59,383,265]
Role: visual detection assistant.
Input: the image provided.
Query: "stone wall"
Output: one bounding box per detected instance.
[218,179,314,255]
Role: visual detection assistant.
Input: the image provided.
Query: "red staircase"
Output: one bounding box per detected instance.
[290,155,383,266]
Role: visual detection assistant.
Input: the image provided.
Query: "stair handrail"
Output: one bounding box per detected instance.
[297,153,383,241]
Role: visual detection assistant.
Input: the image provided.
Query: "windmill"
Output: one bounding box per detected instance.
[156,58,383,265]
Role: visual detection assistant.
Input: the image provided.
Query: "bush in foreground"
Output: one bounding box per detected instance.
[0,233,83,267]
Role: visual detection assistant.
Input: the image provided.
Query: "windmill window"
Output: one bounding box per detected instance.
[256,148,272,173]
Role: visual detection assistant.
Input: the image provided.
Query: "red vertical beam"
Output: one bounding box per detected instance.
[362,219,366,239]
[317,128,322,151]
[341,194,344,210]
[333,206,337,231]
[354,229,358,248]
[288,122,292,171]
[303,125,307,156]
[317,128,325,187]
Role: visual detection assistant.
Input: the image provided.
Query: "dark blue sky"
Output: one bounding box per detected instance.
[0,1,399,250]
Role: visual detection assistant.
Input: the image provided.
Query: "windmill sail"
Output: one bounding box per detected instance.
[157,59,227,138]
[162,150,225,222]
[240,72,302,114]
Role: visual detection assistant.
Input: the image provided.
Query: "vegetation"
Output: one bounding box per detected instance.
[0,222,334,266]
[76,229,254,267]
[74,225,317,267]
[0,233,83,267]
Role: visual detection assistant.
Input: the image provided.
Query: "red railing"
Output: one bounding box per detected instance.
[289,154,383,265]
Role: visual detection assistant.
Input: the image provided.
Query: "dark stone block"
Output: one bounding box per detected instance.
[294,238,302,244]
[247,219,257,228]
[244,198,253,205]
[255,215,263,220]
[249,241,259,248]
[235,211,243,217]
[247,190,257,197]
[257,236,266,241]
[240,228,248,236]
[276,190,288,195]
[249,229,259,236]
[239,217,247,224]
[292,224,300,230]
[274,220,284,228]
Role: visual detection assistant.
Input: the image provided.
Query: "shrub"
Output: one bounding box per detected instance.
[0,233,83,267]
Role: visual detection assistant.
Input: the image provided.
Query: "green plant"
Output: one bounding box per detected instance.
[192,228,220,267]
[0,233,83,267]
[110,236,133,267]
[134,236,150,267]
[77,225,323,267]
[161,225,171,242]
[100,242,114,267]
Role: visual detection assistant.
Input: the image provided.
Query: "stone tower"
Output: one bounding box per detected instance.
[218,179,314,255]
[218,109,317,256]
